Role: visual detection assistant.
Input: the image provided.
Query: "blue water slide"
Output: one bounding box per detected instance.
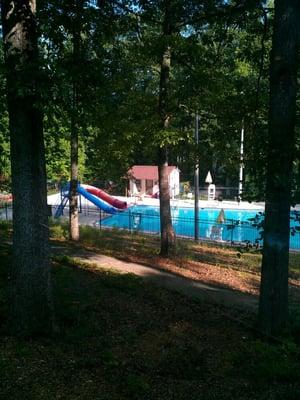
[77,185,117,214]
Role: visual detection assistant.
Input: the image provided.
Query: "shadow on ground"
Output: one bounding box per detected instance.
[1,240,300,400]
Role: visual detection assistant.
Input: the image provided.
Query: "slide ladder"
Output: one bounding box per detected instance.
[54,194,69,218]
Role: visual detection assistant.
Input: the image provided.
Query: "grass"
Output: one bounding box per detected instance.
[1,248,300,399]
[0,224,300,400]
[1,222,300,399]
[7,219,300,281]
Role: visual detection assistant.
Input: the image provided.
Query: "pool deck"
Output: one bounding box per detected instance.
[123,196,266,211]
[47,191,300,213]
[47,192,266,211]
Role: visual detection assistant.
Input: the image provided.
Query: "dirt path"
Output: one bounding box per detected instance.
[52,244,258,312]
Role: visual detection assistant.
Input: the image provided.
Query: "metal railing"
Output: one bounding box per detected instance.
[2,203,300,251]
[0,203,12,221]
[97,208,263,248]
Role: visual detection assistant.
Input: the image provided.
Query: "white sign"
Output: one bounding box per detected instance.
[205,171,213,184]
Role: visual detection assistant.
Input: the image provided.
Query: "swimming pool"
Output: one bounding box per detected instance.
[101,205,300,250]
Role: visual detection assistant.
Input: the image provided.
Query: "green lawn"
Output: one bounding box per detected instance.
[1,224,300,399]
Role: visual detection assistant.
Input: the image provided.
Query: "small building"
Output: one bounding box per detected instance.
[128,165,180,198]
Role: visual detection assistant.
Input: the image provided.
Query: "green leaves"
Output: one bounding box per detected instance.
[0,0,283,200]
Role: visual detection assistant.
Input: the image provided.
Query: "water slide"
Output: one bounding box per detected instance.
[54,183,126,217]
[83,184,127,210]
[77,185,117,214]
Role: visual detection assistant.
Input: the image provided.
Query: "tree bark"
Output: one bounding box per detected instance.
[158,146,175,256]
[69,80,80,241]
[69,18,81,241]
[1,0,53,335]
[158,4,176,256]
[258,0,299,336]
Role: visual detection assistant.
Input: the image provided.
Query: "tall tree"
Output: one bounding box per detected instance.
[258,0,300,336]
[157,0,176,256]
[1,0,53,335]
[69,9,81,242]
[39,0,90,240]
[137,0,221,255]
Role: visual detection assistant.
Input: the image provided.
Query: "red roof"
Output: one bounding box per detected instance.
[129,165,177,180]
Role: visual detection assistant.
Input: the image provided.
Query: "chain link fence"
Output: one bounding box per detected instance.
[2,203,300,251]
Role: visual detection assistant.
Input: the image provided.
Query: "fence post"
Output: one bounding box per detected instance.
[99,210,102,230]
[230,220,234,245]
[5,203,8,220]
[129,209,132,233]
[79,194,82,214]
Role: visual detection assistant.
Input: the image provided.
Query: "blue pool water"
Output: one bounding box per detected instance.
[101,205,300,249]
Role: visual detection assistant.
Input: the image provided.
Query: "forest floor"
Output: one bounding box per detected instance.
[52,223,300,307]
[0,221,300,399]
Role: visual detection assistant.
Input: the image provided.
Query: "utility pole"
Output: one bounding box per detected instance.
[179,104,200,240]
[238,121,244,202]
[194,112,199,240]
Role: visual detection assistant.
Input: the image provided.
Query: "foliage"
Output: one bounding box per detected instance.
[0,0,297,200]
[49,220,69,240]
[40,1,274,196]
[0,42,10,188]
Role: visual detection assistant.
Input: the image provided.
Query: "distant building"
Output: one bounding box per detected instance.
[128,165,180,198]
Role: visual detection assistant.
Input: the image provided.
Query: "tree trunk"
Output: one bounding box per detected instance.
[258,0,299,336]
[158,7,176,256]
[158,147,175,256]
[69,82,80,241]
[1,0,53,336]
[69,25,80,241]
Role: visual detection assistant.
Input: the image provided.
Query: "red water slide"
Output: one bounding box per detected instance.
[84,185,127,210]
